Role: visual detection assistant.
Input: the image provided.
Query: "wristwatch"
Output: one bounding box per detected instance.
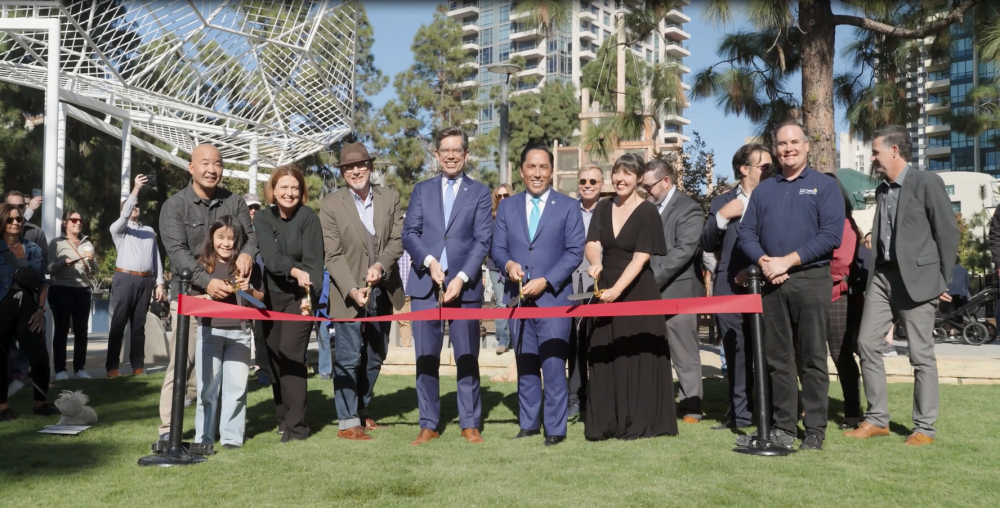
[37,306,46,313]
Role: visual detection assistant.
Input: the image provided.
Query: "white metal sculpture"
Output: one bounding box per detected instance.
[0,0,357,239]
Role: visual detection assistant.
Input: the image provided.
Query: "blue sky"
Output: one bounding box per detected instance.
[364,1,856,179]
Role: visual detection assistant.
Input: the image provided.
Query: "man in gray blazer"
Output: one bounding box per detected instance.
[845,125,960,446]
[642,158,706,423]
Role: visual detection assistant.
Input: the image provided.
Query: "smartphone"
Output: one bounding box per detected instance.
[32,188,42,198]
[146,173,157,188]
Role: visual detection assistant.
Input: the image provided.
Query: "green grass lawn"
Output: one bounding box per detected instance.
[1,373,998,507]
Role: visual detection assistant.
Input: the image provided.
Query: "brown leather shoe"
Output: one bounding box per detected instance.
[843,421,889,439]
[461,428,484,443]
[904,431,934,446]
[365,418,384,430]
[132,368,145,376]
[107,369,120,378]
[682,416,701,424]
[336,426,372,441]
[411,428,439,446]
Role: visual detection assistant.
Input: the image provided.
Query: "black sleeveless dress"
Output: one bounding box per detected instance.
[584,199,678,440]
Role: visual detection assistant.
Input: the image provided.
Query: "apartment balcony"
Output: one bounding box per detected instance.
[519,64,545,78]
[579,10,597,23]
[680,82,691,91]
[925,124,951,134]
[511,87,541,97]
[926,78,950,93]
[453,78,478,90]
[462,41,480,53]
[665,9,691,24]
[580,27,598,41]
[925,101,949,114]
[511,44,545,59]
[923,58,949,70]
[665,42,690,58]
[462,22,480,36]
[663,24,690,41]
[447,3,480,19]
[579,48,597,61]
[926,146,952,157]
[663,132,690,145]
[509,10,529,21]
[510,26,540,41]
[665,114,690,126]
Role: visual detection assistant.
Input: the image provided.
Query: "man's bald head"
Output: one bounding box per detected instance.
[189,143,223,194]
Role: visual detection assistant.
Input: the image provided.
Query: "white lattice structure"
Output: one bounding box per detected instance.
[0,0,357,167]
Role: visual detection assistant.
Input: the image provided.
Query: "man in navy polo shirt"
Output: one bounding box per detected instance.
[739,120,845,451]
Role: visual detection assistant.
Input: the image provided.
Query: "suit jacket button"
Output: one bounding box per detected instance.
[529,247,533,251]
[444,235,449,240]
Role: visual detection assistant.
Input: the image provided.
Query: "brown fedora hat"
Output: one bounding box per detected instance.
[336,142,376,167]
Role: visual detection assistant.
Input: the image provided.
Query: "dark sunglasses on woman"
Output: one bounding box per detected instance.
[6,216,24,224]
[579,179,599,186]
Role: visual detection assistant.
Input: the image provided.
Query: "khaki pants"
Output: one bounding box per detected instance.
[396,297,412,347]
[158,301,198,435]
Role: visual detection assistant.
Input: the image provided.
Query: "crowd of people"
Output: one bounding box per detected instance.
[0,120,967,452]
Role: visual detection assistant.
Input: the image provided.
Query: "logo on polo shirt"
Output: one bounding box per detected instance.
[799,188,817,195]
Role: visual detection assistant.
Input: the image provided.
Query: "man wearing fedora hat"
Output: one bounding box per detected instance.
[319,141,406,441]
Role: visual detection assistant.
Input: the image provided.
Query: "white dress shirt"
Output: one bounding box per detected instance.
[656,185,677,215]
[423,173,469,283]
[715,183,751,230]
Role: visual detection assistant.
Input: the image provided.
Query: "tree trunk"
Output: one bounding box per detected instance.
[799,0,837,174]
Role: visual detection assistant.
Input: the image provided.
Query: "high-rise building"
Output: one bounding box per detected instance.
[839,131,873,176]
[904,16,999,176]
[445,0,692,158]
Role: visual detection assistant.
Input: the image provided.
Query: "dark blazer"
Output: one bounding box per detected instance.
[319,186,405,319]
[868,167,960,303]
[700,187,751,297]
[402,174,493,301]
[651,190,705,299]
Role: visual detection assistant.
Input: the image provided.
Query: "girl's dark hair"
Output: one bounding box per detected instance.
[197,215,245,276]
[611,152,646,179]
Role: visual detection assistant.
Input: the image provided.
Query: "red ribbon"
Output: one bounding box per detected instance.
[178,293,762,322]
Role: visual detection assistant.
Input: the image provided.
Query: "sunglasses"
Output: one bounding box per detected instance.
[579,179,600,186]
[751,163,773,173]
[66,218,82,224]
[496,193,510,200]
[6,216,24,225]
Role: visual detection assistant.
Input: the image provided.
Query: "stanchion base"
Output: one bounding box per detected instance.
[137,452,207,467]
[734,439,795,457]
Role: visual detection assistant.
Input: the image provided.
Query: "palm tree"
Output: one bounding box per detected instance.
[694,0,987,173]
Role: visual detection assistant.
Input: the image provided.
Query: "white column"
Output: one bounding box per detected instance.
[121,119,132,201]
[41,19,62,242]
[248,136,259,195]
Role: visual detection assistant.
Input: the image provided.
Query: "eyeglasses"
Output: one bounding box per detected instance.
[66,218,82,224]
[343,165,370,174]
[579,179,600,186]
[640,181,661,193]
[753,163,773,173]
[6,216,24,225]
[496,193,510,200]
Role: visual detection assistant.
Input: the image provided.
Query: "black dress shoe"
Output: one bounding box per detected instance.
[0,408,14,422]
[513,429,541,439]
[799,433,823,451]
[544,436,566,447]
[32,404,56,416]
[711,420,752,431]
[567,403,580,419]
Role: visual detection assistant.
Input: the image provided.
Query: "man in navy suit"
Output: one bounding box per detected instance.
[402,127,493,446]
[491,143,585,446]
[700,143,772,430]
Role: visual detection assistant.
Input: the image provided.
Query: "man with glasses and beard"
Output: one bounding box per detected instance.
[567,165,603,419]
[700,143,772,430]
[319,141,406,441]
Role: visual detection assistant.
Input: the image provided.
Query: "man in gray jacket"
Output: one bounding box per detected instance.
[642,158,706,423]
[845,125,960,446]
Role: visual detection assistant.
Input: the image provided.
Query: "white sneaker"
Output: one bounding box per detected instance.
[55,371,70,381]
[75,371,92,379]
[882,343,898,357]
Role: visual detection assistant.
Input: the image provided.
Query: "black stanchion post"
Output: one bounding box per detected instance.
[138,269,207,467]
[735,266,792,456]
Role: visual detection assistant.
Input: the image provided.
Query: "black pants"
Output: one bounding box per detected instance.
[761,266,831,439]
[49,285,92,374]
[263,290,312,442]
[567,317,589,407]
[106,271,155,371]
[0,290,49,404]
[718,312,754,427]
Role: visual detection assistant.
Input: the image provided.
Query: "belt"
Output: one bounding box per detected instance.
[116,267,153,277]
[876,262,898,271]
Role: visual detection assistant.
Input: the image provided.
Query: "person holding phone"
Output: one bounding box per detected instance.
[106,174,166,378]
[48,211,99,380]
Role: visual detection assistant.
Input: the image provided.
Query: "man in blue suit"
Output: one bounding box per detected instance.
[700,143,771,430]
[402,126,493,446]
[491,143,585,446]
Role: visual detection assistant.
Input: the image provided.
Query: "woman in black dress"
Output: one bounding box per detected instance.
[584,153,677,440]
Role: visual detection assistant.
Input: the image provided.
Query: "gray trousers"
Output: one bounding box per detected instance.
[858,267,939,437]
[666,313,702,417]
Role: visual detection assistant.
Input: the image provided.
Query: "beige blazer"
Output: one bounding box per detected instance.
[319,186,405,319]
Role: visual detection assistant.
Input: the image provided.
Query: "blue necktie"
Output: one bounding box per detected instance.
[528,196,541,241]
[441,178,457,272]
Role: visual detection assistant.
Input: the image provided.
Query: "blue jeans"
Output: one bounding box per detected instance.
[317,322,333,376]
[195,326,252,446]
[489,270,510,348]
[333,288,391,430]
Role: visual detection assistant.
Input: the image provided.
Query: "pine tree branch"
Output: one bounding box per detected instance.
[832,0,985,39]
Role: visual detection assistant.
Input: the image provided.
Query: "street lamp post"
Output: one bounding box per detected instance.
[487,63,522,184]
